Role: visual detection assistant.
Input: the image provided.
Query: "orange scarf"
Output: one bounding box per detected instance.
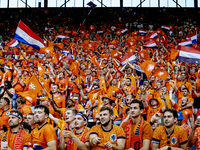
[124,117,144,150]
[1,129,24,150]
[66,127,88,150]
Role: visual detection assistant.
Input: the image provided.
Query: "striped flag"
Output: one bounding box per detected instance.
[120,52,137,66]
[7,39,19,47]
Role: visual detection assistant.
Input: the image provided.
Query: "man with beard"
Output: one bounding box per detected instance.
[0,110,31,150]
[59,112,90,150]
[121,100,153,150]
[89,106,126,150]
[152,109,188,150]
[30,105,57,150]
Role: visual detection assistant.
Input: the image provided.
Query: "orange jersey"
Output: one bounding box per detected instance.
[152,125,188,148]
[0,130,31,149]
[53,95,65,118]
[177,81,192,91]
[173,103,193,125]
[89,124,126,150]
[193,127,200,150]
[121,119,153,149]
[55,78,68,92]
[146,106,162,122]
[17,104,32,116]
[31,123,57,148]
[0,108,13,128]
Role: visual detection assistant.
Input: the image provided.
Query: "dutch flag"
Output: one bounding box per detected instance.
[161,25,172,31]
[179,45,200,64]
[14,21,45,50]
[121,28,128,35]
[139,29,147,35]
[7,39,19,47]
[186,32,197,43]
[178,40,192,47]
[120,52,137,66]
[144,39,157,48]
[56,34,70,39]
[146,31,158,39]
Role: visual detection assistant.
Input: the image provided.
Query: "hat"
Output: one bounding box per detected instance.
[102,94,111,100]
[69,98,76,104]
[39,97,48,101]
[115,89,123,94]
[177,111,185,121]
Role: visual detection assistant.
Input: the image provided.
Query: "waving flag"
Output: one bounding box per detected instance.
[152,68,168,80]
[120,52,137,66]
[97,31,103,34]
[140,61,156,79]
[14,21,45,50]
[139,29,147,35]
[18,91,37,106]
[146,31,158,39]
[186,32,197,43]
[40,46,54,56]
[87,1,97,8]
[7,39,19,47]
[178,46,200,64]
[169,31,173,36]
[161,25,172,30]
[138,50,150,61]
[144,39,157,48]
[178,40,192,47]
[171,49,179,60]
[56,34,70,39]
[38,63,46,77]
[110,49,122,59]
[24,74,43,95]
[121,28,128,35]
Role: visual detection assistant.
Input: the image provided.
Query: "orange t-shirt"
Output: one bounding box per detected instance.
[0,108,13,128]
[89,125,126,150]
[0,130,31,149]
[31,123,57,148]
[121,119,153,149]
[193,127,200,150]
[173,103,193,125]
[152,125,188,148]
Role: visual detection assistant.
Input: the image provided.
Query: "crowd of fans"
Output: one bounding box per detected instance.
[0,7,200,150]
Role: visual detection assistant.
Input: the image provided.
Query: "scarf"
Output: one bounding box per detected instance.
[1,129,24,150]
[59,123,69,144]
[124,117,144,150]
[66,127,88,150]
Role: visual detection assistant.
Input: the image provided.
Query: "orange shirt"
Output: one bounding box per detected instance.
[0,108,13,128]
[17,104,33,116]
[31,123,57,148]
[55,78,68,92]
[146,106,162,122]
[121,119,153,149]
[0,130,31,149]
[193,127,200,150]
[12,77,24,93]
[1,70,12,85]
[89,125,126,150]
[53,95,65,118]
[177,81,192,91]
[173,103,193,125]
[152,125,188,148]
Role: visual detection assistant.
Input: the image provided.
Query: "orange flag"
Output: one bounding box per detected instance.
[138,50,150,61]
[152,68,168,80]
[38,62,46,77]
[40,46,54,56]
[140,61,156,79]
[52,52,59,64]
[90,56,99,67]
[170,49,179,60]
[70,62,79,77]
[18,91,37,106]
[110,50,122,59]
[54,43,64,49]
[24,74,44,95]
[87,89,101,105]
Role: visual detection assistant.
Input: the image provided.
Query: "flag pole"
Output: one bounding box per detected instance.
[77,9,93,33]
